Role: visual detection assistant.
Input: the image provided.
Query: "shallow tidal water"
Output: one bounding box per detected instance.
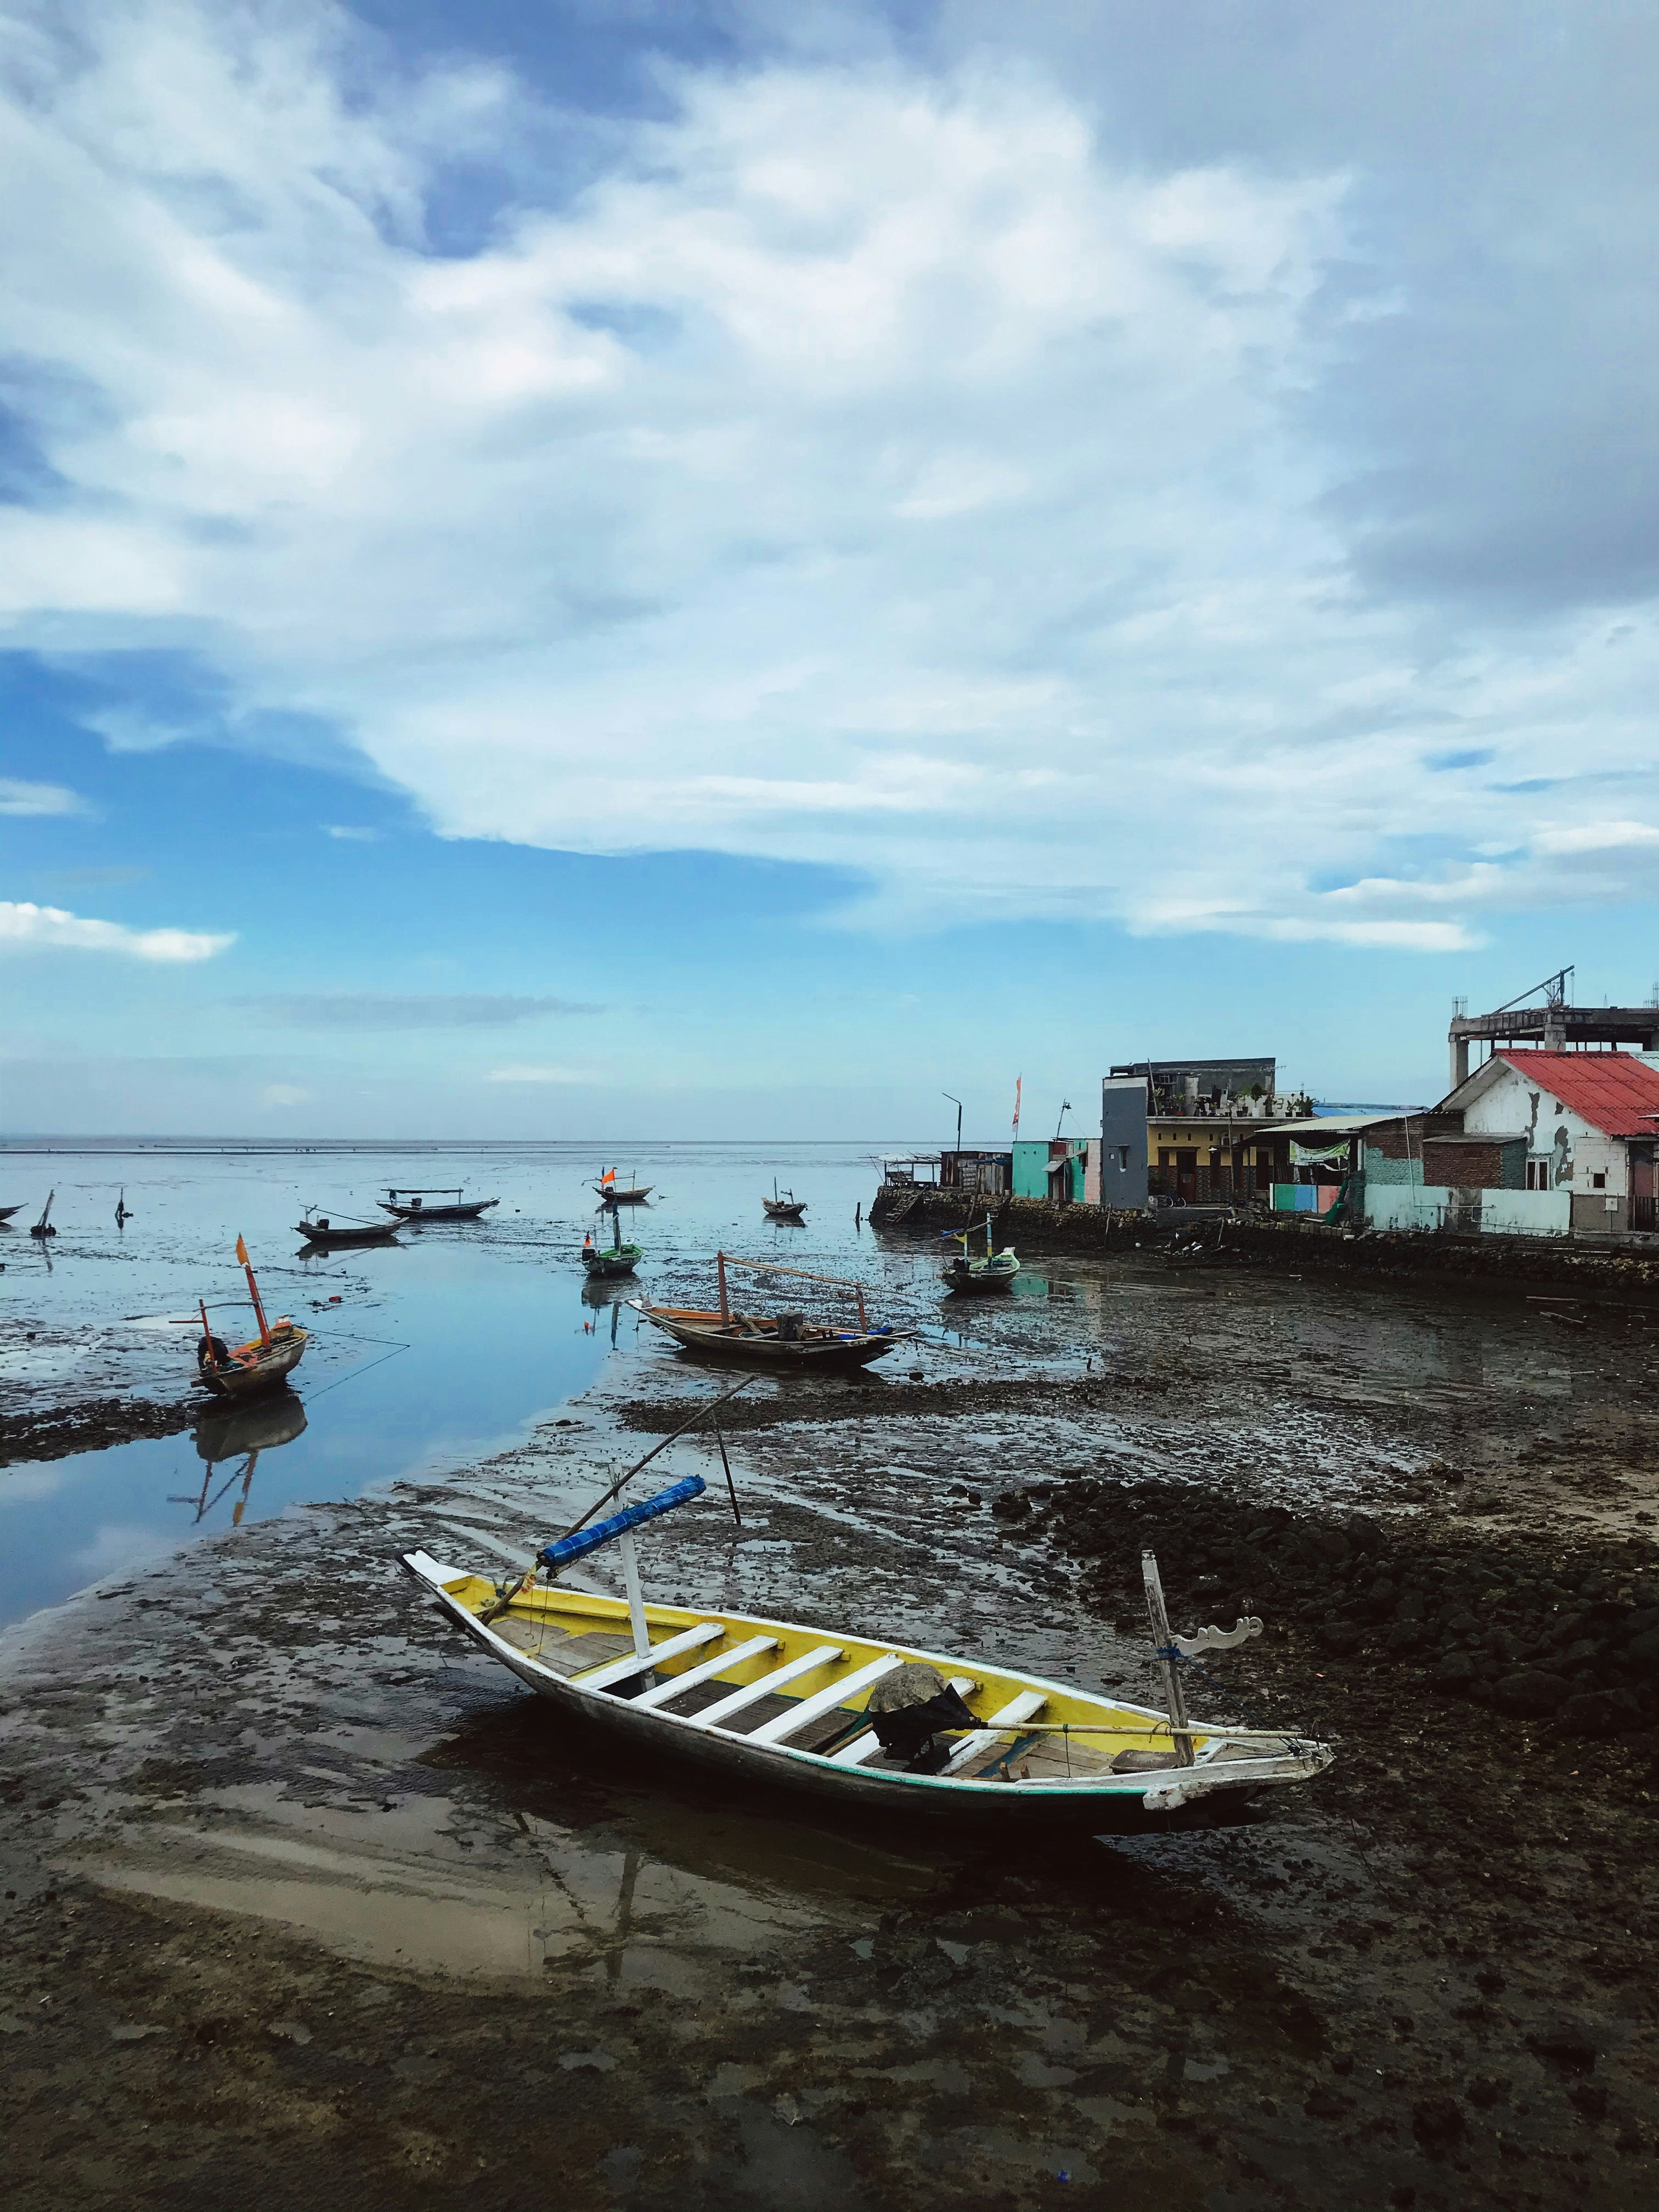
[0,1139,964,1623]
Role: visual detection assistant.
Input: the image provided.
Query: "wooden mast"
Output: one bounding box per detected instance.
[236,1235,271,1344]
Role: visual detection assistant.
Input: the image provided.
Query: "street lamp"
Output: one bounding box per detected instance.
[943,1093,963,1149]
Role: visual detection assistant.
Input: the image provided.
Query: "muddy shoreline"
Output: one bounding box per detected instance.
[4,1253,1658,2208]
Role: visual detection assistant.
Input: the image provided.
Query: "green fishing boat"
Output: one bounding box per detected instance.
[584,1202,642,1279]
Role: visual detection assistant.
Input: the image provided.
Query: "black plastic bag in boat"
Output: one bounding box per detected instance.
[866,1663,981,1765]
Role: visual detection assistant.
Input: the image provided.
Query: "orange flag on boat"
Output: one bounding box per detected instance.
[601,1168,616,1184]
[235,1234,249,1265]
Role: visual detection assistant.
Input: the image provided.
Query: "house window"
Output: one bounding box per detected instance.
[1116,1146,1130,1172]
[1592,1172,1606,1190]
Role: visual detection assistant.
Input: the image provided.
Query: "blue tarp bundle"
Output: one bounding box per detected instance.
[538,1472,707,1570]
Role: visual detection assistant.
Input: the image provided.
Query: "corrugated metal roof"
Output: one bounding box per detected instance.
[1498,1049,1659,1137]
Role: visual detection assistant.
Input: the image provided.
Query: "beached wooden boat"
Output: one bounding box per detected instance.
[194,1237,308,1398]
[29,1190,57,1239]
[634,1252,903,1369]
[377,1187,499,1222]
[296,1213,399,1246]
[399,1466,1330,1830]
[762,1180,808,1222]
[0,1203,23,1224]
[941,1217,1019,1294]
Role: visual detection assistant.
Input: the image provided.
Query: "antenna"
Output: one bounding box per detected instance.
[1054,1099,1071,1139]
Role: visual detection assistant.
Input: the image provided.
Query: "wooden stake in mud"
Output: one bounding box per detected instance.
[713,1424,742,1526]
[1143,1549,1195,1768]
[717,1251,730,1325]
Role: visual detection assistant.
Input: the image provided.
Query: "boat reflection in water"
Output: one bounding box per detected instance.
[176,1391,308,1526]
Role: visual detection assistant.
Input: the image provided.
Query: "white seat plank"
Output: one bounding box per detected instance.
[573,1620,724,1691]
[940,1689,1047,1775]
[631,1634,779,1711]
[687,1645,844,1730]
[742,1652,905,1747]
[825,1676,978,1768]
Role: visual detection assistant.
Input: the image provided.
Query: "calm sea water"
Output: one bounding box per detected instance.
[0,1139,997,1624]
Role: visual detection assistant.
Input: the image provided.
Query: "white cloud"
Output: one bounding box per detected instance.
[0,899,234,961]
[323,823,382,840]
[0,778,88,816]
[0,2,1655,951]
[259,1082,311,1107]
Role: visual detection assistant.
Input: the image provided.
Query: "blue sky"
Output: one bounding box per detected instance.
[3,3,1656,1138]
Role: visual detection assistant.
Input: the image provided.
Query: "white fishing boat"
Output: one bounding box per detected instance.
[400,1397,1331,1830]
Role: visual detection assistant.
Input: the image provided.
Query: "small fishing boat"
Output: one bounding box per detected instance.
[762,1180,808,1222]
[941,1216,1019,1294]
[29,1191,57,1239]
[400,1417,1330,1830]
[115,1189,131,1226]
[634,1252,904,1369]
[592,1169,652,1204]
[583,1202,642,1279]
[194,1236,308,1398]
[378,1187,499,1222]
[296,1212,400,1246]
[0,1203,22,1224]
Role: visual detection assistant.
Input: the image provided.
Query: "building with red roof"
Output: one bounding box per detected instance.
[1443,1048,1659,1235]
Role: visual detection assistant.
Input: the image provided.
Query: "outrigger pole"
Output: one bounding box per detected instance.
[483,1377,754,1624]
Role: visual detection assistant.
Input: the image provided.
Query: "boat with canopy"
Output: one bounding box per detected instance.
[633,1253,905,1369]
[378,1187,499,1222]
[401,1384,1331,1829]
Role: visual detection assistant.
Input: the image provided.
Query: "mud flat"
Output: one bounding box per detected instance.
[3,1256,1658,2209]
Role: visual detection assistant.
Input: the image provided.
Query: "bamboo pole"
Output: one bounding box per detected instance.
[1143,1549,1194,1767]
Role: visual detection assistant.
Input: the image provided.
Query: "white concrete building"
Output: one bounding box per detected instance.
[1442,1049,1659,1235]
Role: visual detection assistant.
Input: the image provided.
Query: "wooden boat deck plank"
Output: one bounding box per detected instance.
[575,1620,725,1690]
[744,1653,903,1746]
[687,1645,843,1730]
[631,1634,779,1711]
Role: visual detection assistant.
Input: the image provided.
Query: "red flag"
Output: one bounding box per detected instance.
[1012,1075,1022,1139]
[601,1168,616,1184]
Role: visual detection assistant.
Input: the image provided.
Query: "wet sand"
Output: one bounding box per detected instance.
[3,1253,1658,2209]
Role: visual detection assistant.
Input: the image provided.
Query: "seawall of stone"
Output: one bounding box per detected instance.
[867,1184,1659,1302]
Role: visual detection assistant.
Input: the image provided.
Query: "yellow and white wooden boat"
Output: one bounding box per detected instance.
[400,1514,1331,1829]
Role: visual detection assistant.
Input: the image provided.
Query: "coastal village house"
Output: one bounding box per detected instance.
[1341,1049,1659,1238]
[1109,1057,1302,1205]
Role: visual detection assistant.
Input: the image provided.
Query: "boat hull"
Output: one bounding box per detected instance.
[583,1247,641,1277]
[942,1265,1017,1294]
[197,1330,308,1398]
[401,1556,1331,1831]
[296,1223,398,1246]
[378,1199,499,1222]
[637,1305,902,1369]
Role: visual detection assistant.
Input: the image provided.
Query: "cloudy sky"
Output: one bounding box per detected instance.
[3,0,1655,1138]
